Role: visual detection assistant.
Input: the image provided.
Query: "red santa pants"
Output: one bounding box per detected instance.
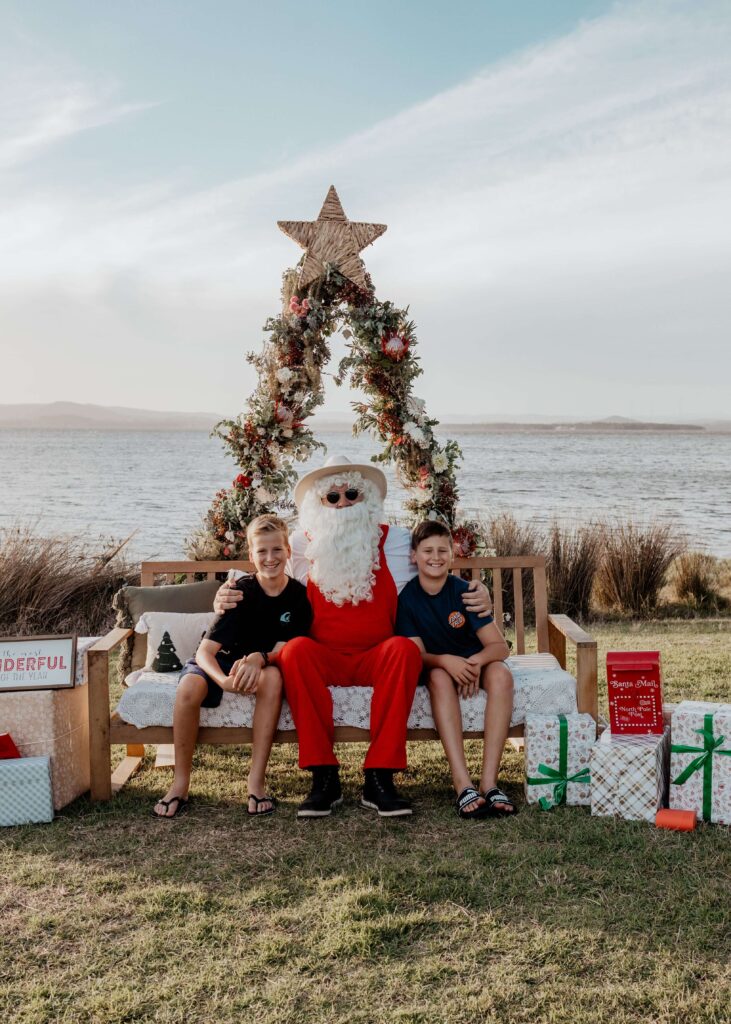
[278,635,422,770]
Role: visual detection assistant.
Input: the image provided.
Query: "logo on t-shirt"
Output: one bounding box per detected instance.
[280,611,291,623]
[448,611,466,629]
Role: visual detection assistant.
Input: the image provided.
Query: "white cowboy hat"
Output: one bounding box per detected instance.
[293,454,387,508]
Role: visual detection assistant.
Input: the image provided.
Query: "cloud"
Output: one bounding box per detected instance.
[1,0,730,418]
[0,56,155,173]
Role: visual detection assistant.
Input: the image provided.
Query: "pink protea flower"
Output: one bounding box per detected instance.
[452,526,477,558]
[381,333,409,361]
[275,402,294,426]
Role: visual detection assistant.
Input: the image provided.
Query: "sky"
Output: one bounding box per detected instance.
[1,0,729,422]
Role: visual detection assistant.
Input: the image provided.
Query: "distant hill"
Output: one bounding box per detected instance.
[0,403,724,433]
[0,402,222,431]
[432,418,707,434]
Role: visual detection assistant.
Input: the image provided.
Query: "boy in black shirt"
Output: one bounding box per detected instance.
[396,521,516,820]
[153,515,311,819]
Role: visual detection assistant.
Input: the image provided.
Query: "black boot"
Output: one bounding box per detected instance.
[361,769,412,817]
[297,766,342,818]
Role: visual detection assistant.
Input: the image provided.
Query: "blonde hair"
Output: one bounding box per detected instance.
[246,514,290,550]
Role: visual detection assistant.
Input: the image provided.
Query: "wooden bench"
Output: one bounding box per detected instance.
[87,555,597,800]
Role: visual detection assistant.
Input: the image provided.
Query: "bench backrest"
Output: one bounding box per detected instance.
[139,555,549,656]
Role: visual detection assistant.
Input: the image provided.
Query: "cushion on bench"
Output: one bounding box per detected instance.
[115,653,577,732]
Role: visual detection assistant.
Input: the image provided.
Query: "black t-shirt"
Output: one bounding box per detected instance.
[395,574,493,658]
[206,575,312,661]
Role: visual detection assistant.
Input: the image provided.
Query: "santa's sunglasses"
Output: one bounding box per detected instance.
[325,488,361,504]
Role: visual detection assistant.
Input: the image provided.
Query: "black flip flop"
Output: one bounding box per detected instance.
[247,794,277,817]
[456,786,488,820]
[482,787,517,817]
[151,796,190,820]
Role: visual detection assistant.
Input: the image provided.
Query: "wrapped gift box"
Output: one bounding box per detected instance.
[669,701,731,825]
[524,713,595,808]
[591,727,670,822]
[0,637,96,810]
[0,756,54,826]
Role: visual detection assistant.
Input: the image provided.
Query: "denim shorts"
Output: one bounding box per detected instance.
[181,657,234,708]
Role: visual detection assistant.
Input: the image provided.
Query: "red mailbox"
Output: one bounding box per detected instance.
[606,651,664,735]
[0,733,21,759]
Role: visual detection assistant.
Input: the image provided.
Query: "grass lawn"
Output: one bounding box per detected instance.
[2,620,730,1023]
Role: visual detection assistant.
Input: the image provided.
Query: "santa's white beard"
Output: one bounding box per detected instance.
[299,493,384,606]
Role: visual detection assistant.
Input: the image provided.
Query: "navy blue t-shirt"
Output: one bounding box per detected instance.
[396,574,494,657]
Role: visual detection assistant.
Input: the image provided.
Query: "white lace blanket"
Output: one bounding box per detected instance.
[116,653,577,732]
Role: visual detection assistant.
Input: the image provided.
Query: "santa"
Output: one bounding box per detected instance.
[215,454,491,818]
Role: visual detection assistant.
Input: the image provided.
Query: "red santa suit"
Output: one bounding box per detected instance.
[278,524,422,770]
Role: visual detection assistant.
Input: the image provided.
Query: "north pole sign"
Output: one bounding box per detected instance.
[606,651,664,735]
[0,636,77,691]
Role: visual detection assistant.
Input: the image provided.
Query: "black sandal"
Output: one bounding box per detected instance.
[151,796,190,820]
[456,787,488,820]
[482,787,517,817]
[247,794,277,817]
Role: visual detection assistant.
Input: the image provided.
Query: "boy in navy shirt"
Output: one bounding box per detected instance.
[396,521,516,819]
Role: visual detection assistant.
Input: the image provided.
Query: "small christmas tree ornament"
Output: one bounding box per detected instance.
[153,631,183,673]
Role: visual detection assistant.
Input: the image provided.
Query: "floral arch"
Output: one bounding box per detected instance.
[192,187,479,561]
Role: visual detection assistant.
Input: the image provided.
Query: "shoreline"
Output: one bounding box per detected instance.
[0,423,727,435]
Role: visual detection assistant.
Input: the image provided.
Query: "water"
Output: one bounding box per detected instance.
[1,428,730,558]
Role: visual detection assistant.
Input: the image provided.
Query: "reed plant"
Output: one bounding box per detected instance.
[481,512,542,624]
[671,551,727,612]
[595,521,681,618]
[0,526,137,637]
[546,521,603,621]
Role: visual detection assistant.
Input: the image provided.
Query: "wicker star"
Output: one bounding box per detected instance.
[278,186,386,289]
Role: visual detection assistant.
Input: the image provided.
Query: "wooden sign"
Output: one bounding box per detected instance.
[607,651,664,735]
[0,635,77,692]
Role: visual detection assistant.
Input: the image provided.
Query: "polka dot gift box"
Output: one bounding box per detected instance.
[524,713,596,809]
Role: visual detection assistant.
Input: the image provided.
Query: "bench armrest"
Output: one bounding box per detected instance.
[89,627,133,654]
[87,628,132,800]
[547,614,598,721]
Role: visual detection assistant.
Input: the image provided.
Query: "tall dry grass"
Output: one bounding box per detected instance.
[482,512,542,622]
[0,527,138,637]
[595,521,682,618]
[546,521,603,621]
[671,551,727,612]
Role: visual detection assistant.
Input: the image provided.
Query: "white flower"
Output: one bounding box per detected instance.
[432,451,449,473]
[406,396,426,420]
[257,427,266,435]
[427,510,438,522]
[255,486,274,503]
[252,476,263,488]
[225,530,235,542]
[282,428,294,438]
[276,367,294,384]
[403,421,430,448]
[293,390,307,404]
[403,420,422,441]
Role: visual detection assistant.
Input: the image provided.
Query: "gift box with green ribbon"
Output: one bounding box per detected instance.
[669,701,731,825]
[524,713,595,809]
